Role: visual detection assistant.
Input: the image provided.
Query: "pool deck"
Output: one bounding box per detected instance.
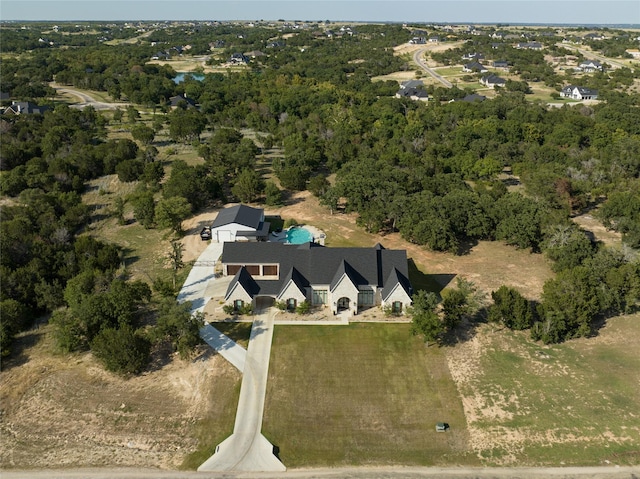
[269,225,325,245]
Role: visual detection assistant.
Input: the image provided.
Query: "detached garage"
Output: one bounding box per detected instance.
[210,204,270,243]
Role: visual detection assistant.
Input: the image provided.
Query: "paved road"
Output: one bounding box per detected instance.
[413,48,453,88]
[4,465,640,478]
[51,83,132,110]
[198,306,285,472]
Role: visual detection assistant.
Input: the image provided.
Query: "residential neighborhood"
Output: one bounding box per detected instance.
[1,12,639,478]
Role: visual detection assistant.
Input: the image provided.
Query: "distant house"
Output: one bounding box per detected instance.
[409,37,427,45]
[492,60,509,69]
[462,52,484,61]
[245,50,266,58]
[221,242,413,316]
[151,51,170,60]
[210,204,270,243]
[515,41,543,50]
[480,74,506,88]
[230,53,249,64]
[462,61,488,73]
[560,85,598,100]
[583,32,606,41]
[2,101,51,115]
[395,86,429,101]
[399,79,424,90]
[625,49,640,59]
[428,36,441,43]
[450,93,487,103]
[578,60,604,72]
[209,40,226,49]
[168,94,197,109]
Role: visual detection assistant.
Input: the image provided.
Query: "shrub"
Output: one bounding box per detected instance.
[295,300,311,315]
[222,304,235,315]
[283,218,299,229]
[91,326,151,375]
[275,300,288,311]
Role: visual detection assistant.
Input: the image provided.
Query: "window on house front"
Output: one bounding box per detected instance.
[358,290,374,306]
[227,265,241,275]
[312,289,327,305]
[246,265,260,275]
[392,301,403,313]
[263,265,278,276]
[234,299,244,311]
[287,298,297,311]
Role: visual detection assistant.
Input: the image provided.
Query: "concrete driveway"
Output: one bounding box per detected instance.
[198,306,285,472]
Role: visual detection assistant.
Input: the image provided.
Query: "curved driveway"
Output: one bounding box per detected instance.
[51,83,132,110]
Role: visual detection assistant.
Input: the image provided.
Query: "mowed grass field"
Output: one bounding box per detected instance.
[261,315,640,468]
[262,323,479,467]
[448,313,640,466]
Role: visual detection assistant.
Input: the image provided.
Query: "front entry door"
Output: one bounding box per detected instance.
[337,297,350,311]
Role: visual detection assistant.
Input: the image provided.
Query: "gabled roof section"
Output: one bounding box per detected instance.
[277,267,308,299]
[330,260,361,292]
[225,266,260,300]
[213,204,263,229]
[382,267,413,302]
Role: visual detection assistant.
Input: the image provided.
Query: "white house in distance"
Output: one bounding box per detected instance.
[221,242,413,316]
[209,204,270,243]
[560,85,599,100]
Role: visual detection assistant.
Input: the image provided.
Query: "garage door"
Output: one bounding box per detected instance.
[216,230,233,243]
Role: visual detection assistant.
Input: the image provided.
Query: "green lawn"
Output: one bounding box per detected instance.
[180,372,241,470]
[263,323,478,467]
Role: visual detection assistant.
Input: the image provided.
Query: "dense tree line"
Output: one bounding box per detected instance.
[2,22,639,353]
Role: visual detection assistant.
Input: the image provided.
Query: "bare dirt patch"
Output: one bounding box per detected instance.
[0,328,240,470]
[572,212,623,248]
[180,193,554,300]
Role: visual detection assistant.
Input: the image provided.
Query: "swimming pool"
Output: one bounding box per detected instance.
[286,226,314,244]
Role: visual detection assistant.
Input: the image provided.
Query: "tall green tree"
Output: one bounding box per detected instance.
[155,196,192,235]
[409,290,443,346]
[231,168,264,203]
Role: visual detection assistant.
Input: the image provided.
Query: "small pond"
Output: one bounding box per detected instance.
[172,72,205,84]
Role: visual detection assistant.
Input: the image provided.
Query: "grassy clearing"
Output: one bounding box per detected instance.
[211,322,253,349]
[449,314,640,466]
[263,323,478,467]
[180,373,241,470]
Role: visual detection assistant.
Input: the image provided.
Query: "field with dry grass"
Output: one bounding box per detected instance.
[0,327,240,470]
[448,314,640,466]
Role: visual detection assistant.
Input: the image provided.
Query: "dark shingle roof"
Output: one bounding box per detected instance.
[382,267,413,302]
[212,205,263,229]
[221,242,410,298]
[225,266,260,300]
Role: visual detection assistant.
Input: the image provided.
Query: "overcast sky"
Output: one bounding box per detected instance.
[1,0,639,24]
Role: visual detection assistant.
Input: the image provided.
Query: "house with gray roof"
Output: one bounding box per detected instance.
[2,101,51,115]
[221,242,413,316]
[578,60,604,72]
[210,204,270,243]
[560,85,598,100]
[480,74,506,88]
[462,61,488,73]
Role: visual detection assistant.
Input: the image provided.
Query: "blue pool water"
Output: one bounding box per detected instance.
[286,226,313,244]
